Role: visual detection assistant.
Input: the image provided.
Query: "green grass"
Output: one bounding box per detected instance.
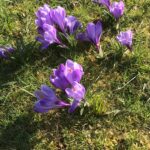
[0,0,150,149]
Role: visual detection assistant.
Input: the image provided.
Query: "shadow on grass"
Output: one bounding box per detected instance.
[0,112,36,149]
[0,35,90,85]
[1,107,149,149]
[0,108,110,149]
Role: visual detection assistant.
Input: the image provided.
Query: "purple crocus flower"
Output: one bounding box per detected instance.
[34,85,70,113]
[0,46,14,58]
[64,59,84,85]
[109,1,125,20]
[77,21,102,50]
[65,82,86,113]
[35,4,53,29]
[93,0,110,9]
[36,24,62,49]
[50,64,71,90]
[50,59,84,90]
[51,6,66,33]
[116,30,133,50]
[43,24,62,45]
[65,16,82,34]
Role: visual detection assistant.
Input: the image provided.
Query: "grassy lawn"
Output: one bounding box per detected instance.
[0,0,150,149]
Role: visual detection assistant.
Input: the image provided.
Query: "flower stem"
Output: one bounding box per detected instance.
[116,22,119,30]
[98,45,103,57]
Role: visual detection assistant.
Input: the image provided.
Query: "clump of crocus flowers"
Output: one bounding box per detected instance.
[33,2,135,115]
[34,59,86,113]
[35,4,82,49]
[0,46,14,59]
[93,0,125,20]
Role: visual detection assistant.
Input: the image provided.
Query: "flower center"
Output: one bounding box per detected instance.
[51,74,56,78]
[67,68,72,73]
[72,87,77,92]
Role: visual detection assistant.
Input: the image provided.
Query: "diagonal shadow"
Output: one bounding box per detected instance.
[0,112,36,149]
[0,34,90,85]
[0,108,109,149]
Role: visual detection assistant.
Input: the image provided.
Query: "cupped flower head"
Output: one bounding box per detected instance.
[0,46,14,59]
[65,82,86,113]
[51,6,66,32]
[35,4,53,29]
[50,59,84,90]
[109,1,125,19]
[93,0,110,9]
[37,24,63,49]
[116,30,133,50]
[77,21,102,50]
[34,85,70,113]
[64,59,84,85]
[50,64,71,90]
[65,16,82,34]
[43,24,61,45]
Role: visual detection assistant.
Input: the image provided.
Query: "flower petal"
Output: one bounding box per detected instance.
[69,100,80,113]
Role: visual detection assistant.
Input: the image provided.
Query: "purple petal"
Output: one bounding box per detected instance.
[50,76,69,90]
[0,48,7,58]
[34,100,51,113]
[34,85,70,113]
[0,46,14,58]
[51,6,66,32]
[34,97,56,113]
[41,84,57,100]
[116,30,133,49]
[34,84,56,101]
[76,33,90,41]
[86,22,96,44]
[86,21,102,46]
[65,81,85,101]
[64,59,84,84]
[68,100,80,113]
[109,1,125,19]
[50,64,70,90]
[43,25,61,44]
[101,0,110,8]
[34,90,45,100]
[93,0,110,8]
[65,59,74,68]
[44,32,55,44]
[34,99,70,113]
[35,4,53,27]
[95,21,102,45]
[36,36,50,49]
[65,15,82,34]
